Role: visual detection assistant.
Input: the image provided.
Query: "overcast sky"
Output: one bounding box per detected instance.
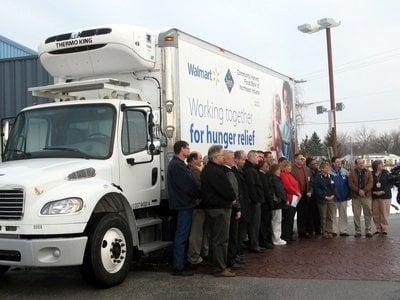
[1,0,399,141]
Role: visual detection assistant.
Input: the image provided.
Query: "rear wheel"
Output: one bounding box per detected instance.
[80,213,133,288]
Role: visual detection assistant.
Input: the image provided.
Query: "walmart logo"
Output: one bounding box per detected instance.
[187,63,212,80]
[187,63,219,85]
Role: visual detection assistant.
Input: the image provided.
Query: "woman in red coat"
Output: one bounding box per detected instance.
[280,161,301,242]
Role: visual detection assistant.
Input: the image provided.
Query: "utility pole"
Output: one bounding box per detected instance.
[326,27,337,156]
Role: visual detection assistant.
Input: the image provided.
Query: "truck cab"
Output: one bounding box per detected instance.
[0,25,173,288]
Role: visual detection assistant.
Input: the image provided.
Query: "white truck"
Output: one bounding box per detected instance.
[0,25,296,287]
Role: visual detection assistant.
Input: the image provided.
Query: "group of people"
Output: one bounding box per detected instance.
[167,141,395,277]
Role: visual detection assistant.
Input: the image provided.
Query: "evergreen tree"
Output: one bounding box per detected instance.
[309,132,326,156]
[300,132,326,157]
[324,130,344,157]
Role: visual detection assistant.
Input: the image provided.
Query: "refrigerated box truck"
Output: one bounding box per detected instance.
[0,25,296,287]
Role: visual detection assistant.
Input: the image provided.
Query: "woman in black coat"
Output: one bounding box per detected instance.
[268,163,288,245]
[371,160,393,235]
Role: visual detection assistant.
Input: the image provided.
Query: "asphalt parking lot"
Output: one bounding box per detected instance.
[1,215,400,300]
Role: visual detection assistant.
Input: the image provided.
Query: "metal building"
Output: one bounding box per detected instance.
[0,36,52,120]
[0,35,37,59]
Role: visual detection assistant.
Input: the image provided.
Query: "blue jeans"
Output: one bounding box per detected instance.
[173,208,193,271]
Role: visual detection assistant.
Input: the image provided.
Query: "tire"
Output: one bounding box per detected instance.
[80,213,133,288]
[0,266,10,278]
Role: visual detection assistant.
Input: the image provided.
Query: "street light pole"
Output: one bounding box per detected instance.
[298,18,340,156]
[325,27,337,156]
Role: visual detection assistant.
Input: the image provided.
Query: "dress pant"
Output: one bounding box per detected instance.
[187,208,209,264]
[227,210,239,265]
[352,196,373,234]
[249,202,261,250]
[282,206,296,240]
[297,192,312,236]
[173,208,193,271]
[309,197,321,234]
[237,219,248,255]
[259,202,273,245]
[318,202,336,234]
[206,208,231,272]
[334,201,348,234]
[271,209,283,243]
[372,198,391,233]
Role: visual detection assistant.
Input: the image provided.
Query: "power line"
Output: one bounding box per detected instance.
[300,88,400,105]
[300,117,400,126]
[305,52,400,81]
[301,47,400,78]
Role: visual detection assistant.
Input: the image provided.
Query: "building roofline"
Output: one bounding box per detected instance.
[0,54,38,62]
[0,35,37,55]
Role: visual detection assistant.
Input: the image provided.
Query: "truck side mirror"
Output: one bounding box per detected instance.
[1,119,13,157]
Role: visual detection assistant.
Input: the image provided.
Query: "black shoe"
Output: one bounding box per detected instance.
[234,257,245,264]
[381,232,388,236]
[240,243,250,249]
[339,232,350,237]
[374,231,380,235]
[365,233,373,238]
[298,233,311,239]
[354,233,361,237]
[172,270,194,276]
[259,242,274,249]
[250,247,265,253]
[229,263,244,270]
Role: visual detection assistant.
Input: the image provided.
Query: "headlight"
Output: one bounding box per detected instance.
[41,198,83,215]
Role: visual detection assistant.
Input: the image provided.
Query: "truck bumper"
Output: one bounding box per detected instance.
[0,236,88,267]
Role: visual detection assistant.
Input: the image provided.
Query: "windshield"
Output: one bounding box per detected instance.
[3,104,116,161]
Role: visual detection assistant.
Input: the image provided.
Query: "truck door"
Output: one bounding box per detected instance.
[118,105,160,209]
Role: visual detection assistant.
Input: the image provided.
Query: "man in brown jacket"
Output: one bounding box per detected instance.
[348,158,374,237]
[291,153,313,238]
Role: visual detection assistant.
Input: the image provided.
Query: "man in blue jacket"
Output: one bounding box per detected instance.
[330,156,350,237]
[167,141,201,276]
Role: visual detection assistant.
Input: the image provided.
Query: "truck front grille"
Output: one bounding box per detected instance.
[0,189,24,220]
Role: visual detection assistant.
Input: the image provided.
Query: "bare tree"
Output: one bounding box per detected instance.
[374,133,393,153]
[353,126,376,155]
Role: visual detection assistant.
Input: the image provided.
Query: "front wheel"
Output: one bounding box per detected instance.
[80,213,133,288]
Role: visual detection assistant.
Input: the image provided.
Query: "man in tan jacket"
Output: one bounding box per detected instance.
[348,158,374,237]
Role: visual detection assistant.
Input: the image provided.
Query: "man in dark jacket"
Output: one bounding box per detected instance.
[222,150,242,270]
[233,150,249,254]
[167,141,201,276]
[306,157,322,236]
[259,159,274,249]
[201,145,237,277]
[243,150,265,252]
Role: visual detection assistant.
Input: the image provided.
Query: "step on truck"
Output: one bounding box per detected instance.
[0,25,296,287]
